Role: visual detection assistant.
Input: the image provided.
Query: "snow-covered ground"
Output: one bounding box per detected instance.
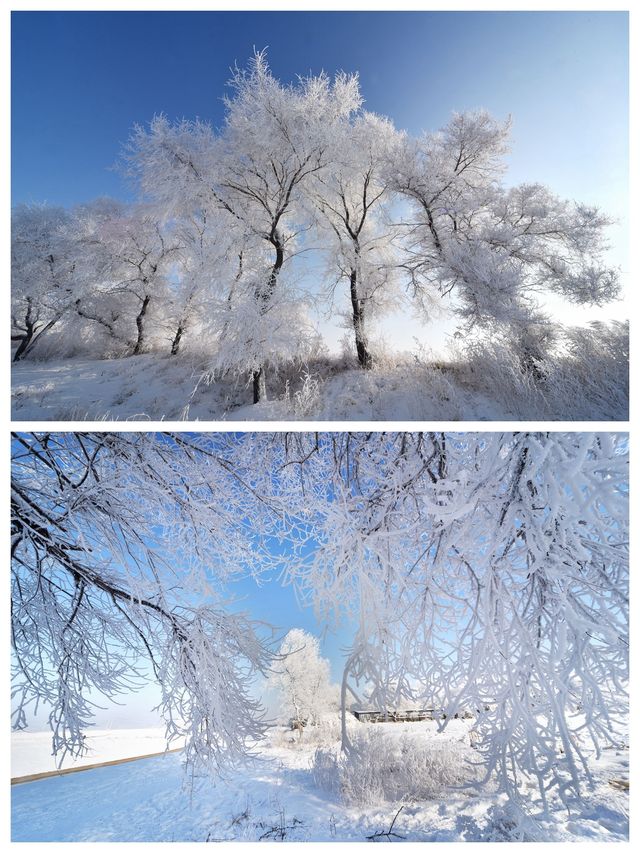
[11,350,626,421]
[9,354,504,421]
[11,727,184,778]
[11,721,629,842]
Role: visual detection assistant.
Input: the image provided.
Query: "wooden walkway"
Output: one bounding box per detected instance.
[11,747,183,785]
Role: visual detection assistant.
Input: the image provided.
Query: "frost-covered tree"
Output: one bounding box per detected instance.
[311,112,401,368]
[12,431,628,805]
[221,432,629,808]
[392,111,620,374]
[127,50,361,401]
[70,198,133,354]
[168,211,323,373]
[168,210,239,356]
[268,628,333,731]
[11,432,277,777]
[13,58,623,395]
[74,200,181,356]
[11,204,76,361]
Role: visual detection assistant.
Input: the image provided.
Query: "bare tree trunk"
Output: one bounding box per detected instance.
[424,204,443,252]
[349,266,373,369]
[13,325,35,362]
[340,655,357,756]
[520,348,546,382]
[13,298,37,362]
[132,294,151,356]
[252,235,285,403]
[340,667,349,753]
[170,323,184,356]
[13,302,59,362]
[252,367,267,404]
[517,327,547,382]
[220,251,244,343]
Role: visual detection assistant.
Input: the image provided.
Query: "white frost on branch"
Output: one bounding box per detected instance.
[11,432,277,778]
[222,432,628,807]
[11,431,628,809]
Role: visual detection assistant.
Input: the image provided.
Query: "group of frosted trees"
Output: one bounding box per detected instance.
[12,52,621,401]
[12,431,628,807]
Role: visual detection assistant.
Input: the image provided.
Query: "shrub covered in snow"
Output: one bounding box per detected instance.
[459,319,628,420]
[313,727,477,806]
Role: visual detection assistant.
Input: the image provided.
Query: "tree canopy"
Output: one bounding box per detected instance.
[12,431,628,805]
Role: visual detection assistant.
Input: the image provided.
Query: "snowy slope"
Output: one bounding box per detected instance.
[12,351,625,421]
[12,723,629,842]
[10,354,504,421]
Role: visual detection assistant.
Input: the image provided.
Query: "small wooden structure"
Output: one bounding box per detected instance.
[352,709,437,723]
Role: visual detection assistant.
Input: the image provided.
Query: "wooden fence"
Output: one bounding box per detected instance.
[352,709,437,723]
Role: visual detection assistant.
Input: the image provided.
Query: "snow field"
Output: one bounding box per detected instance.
[11,720,629,842]
[11,727,183,779]
[11,337,627,421]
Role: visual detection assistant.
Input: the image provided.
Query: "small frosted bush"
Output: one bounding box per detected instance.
[311,746,341,794]
[291,370,322,418]
[312,728,476,806]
